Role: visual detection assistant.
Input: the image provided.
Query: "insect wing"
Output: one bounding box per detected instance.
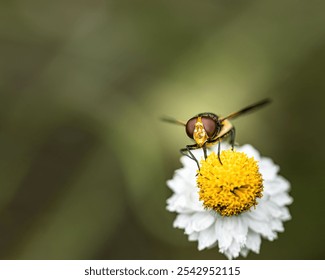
[160,116,186,126]
[219,98,271,122]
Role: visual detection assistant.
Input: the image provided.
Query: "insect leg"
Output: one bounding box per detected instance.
[180,144,201,169]
[217,139,223,165]
[203,144,208,159]
[229,127,236,150]
[207,137,223,165]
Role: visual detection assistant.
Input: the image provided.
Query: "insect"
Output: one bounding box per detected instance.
[161,98,271,169]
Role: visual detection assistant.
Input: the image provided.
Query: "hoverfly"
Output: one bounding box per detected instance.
[161,98,271,169]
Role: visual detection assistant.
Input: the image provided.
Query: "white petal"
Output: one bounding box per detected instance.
[246,216,277,240]
[215,217,236,252]
[173,214,191,229]
[223,240,242,259]
[264,176,291,196]
[279,207,292,221]
[246,203,269,221]
[167,194,194,213]
[189,192,205,211]
[185,224,195,235]
[179,155,196,170]
[240,247,250,258]
[191,212,215,232]
[232,216,248,245]
[270,219,284,232]
[180,151,204,170]
[259,157,279,180]
[166,194,186,211]
[245,230,262,254]
[197,225,218,250]
[214,215,249,255]
[167,176,187,193]
[167,162,197,194]
[183,212,214,235]
[188,232,199,241]
[263,201,285,219]
[167,190,203,213]
[271,193,294,206]
[236,144,261,160]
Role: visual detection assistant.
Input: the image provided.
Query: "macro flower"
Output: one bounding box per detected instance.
[166,143,293,259]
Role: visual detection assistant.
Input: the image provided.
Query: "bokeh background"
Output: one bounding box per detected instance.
[0,0,324,260]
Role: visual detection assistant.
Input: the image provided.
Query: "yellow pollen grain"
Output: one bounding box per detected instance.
[196,149,263,216]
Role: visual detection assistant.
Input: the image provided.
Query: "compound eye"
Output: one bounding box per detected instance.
[185,118,196,139]
[202,117,217,137]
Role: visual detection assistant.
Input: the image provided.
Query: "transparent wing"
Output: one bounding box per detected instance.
[219,98,271,121]
[160,116,186,126]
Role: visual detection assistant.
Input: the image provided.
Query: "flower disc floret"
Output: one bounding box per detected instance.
[197,150,263,216]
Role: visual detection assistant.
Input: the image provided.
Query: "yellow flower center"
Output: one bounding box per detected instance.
[197,149,263,216]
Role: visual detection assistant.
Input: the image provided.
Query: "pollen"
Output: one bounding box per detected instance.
[197,150,263,216]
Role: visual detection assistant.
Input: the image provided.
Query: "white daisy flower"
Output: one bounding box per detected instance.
[166,143,293,259]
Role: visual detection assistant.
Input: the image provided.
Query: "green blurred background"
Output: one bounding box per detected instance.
[0,0,324,260]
